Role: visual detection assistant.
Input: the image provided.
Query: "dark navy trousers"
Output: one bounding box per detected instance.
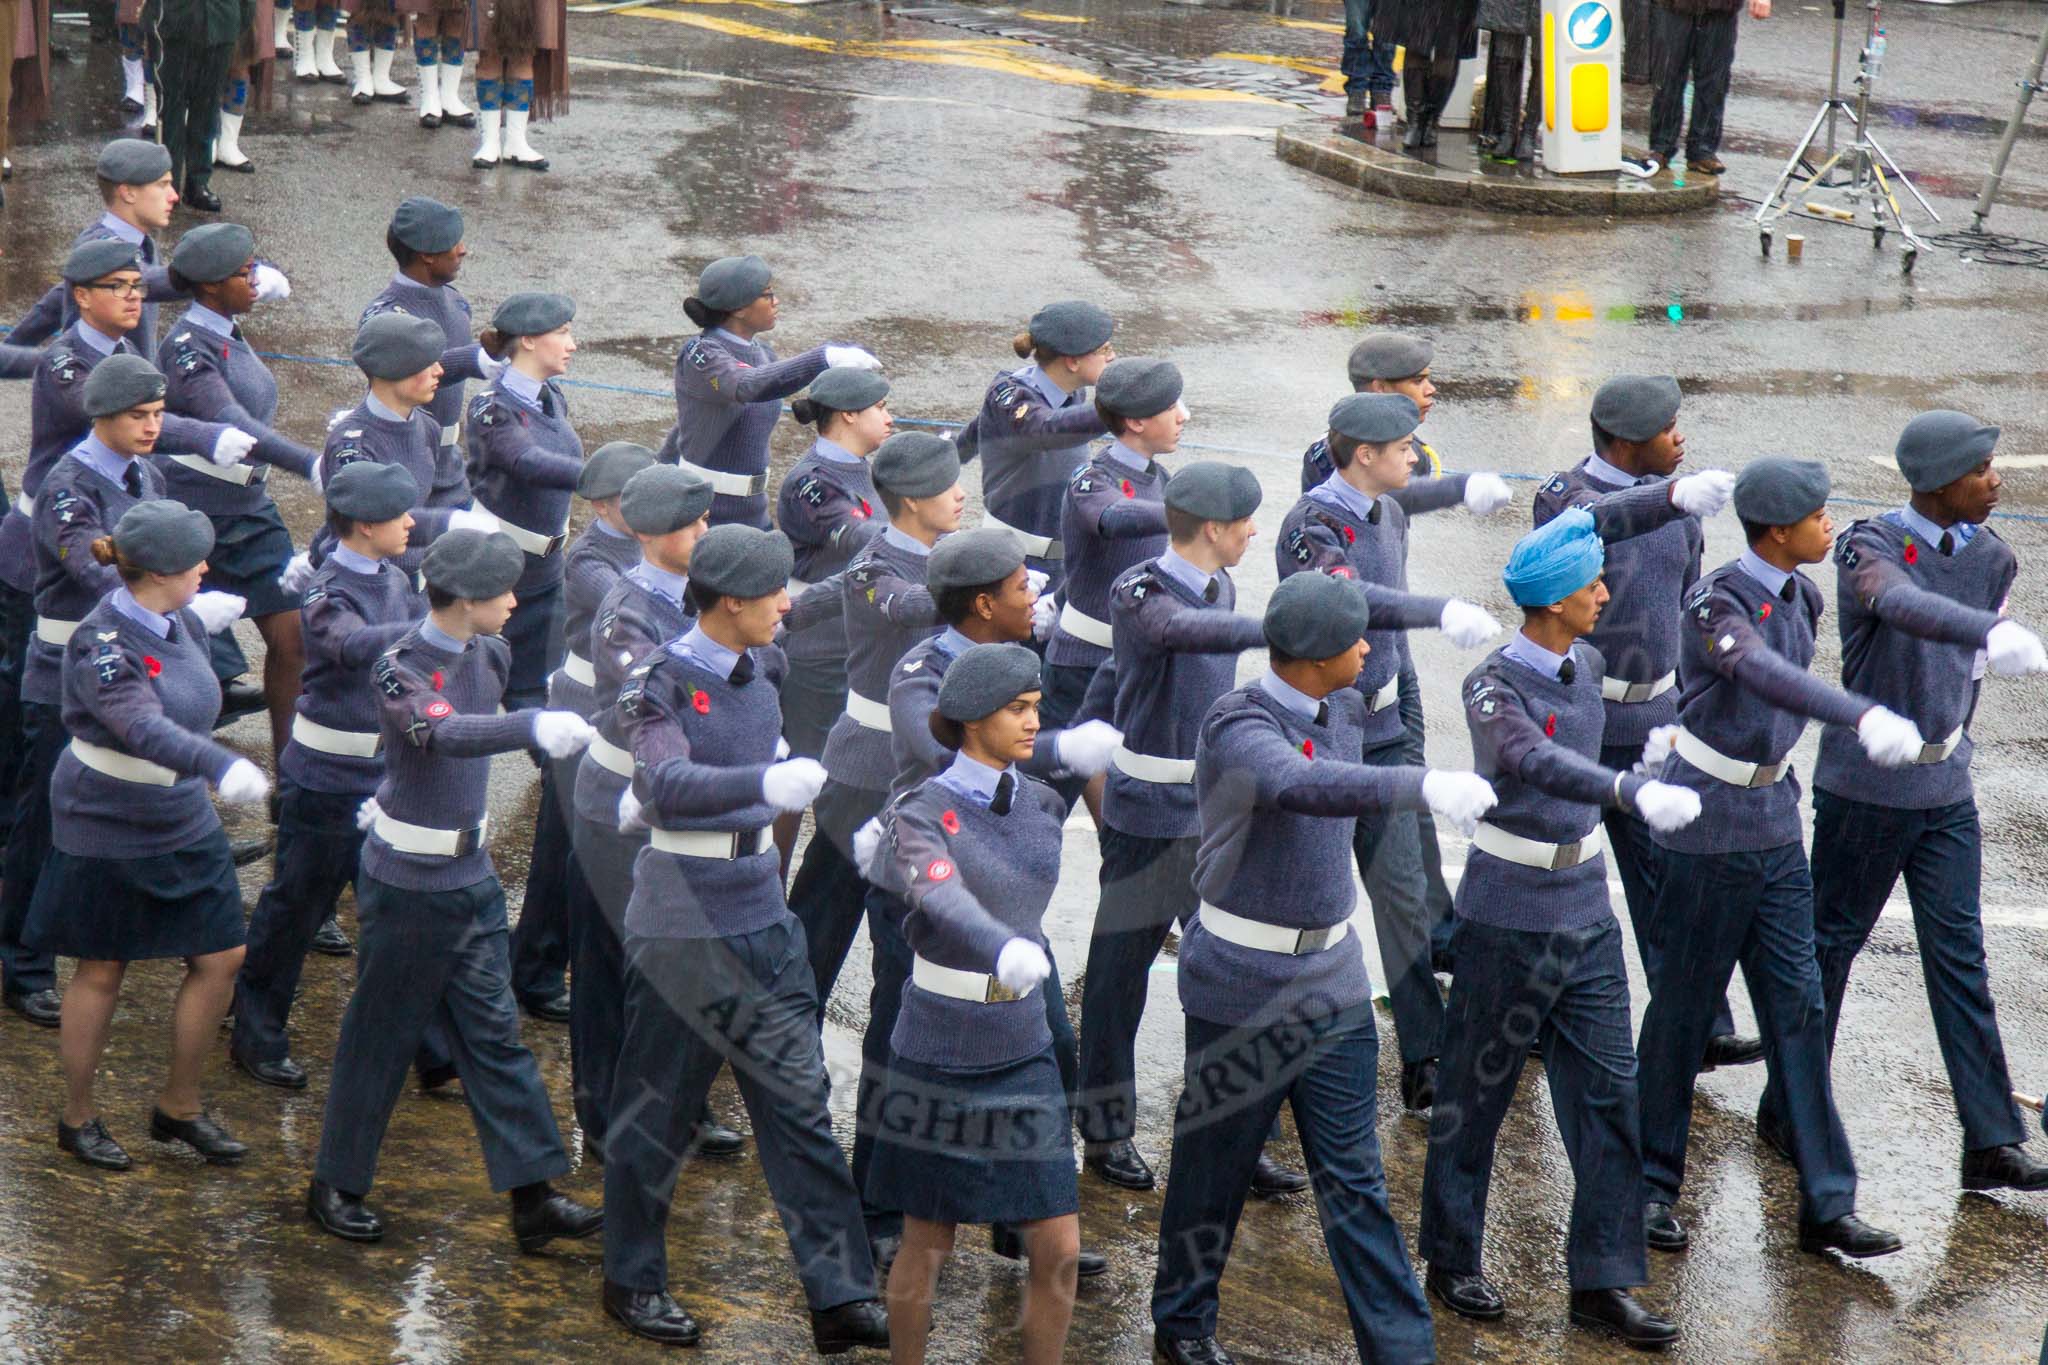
[602,918,875,1309]
[1152,1004,1436,1362]
[1648,3,1739,162]
[1421,915,1646,1291]
[1636,842,1857,1224]
[1076,827,1197,1144]
[1399,668,1458,968]
[315,873,568,1197]
[0,700,62,997]
[566,814,637,1152]
[1355,735,1443,1066]
[511,756,575,1008]
[787,778,886,1013]
[0,581,33,851]
[1764,792,2025,1153]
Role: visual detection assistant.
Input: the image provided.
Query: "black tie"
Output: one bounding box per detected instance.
[1780,578,1796,604]
[1202,578,1219,604]
[1314,701,1328,726]
[1366,501,1382,526]
[1558,657,1576,685]
[727,653,754,685]
[163,615,179,644]
[539,386,555,418]
[122,463,143,498]
[139,238,155,264]
[990,771,1015,816]
[1939,532,1956,556]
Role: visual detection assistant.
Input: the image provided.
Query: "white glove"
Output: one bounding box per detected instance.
[1439,599,1502,649]
[824,345,882,371]
[1025,569,1050,596]
[1986,620,2048,677]
[761,756,828,812]
[209,427,255,467]
[531,710,595,758]
[995,937,1052,996]
[1638,723,1681,775]
[278,551,315,596]
[852,816,883,871]
[1421,769,1497,836]
[306,456,324,494]
[775,736,791,760]
[1632,780,1702,834]
[1670,470,1737,518]
[250,263,290,303]
[216,758,270,805]
[1462,472,1513,516]
[190,591,246,634]
[474,344,505,381]
[355,796,381,832]
[449,505,502,535]
[616,787,647,835]
[1031,593,1058,641]
[1054,719,1121,778]
[1857,705,1926,767]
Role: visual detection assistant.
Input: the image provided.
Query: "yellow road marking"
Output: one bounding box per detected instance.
[1269,16,1344,33]
[1016,9,1092,21]
[1212,50,1343,93]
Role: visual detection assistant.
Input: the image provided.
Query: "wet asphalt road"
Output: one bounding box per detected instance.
[4,1,2048,1360]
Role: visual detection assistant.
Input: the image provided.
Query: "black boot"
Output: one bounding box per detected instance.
[1480,35,1524,158]
[1401,62,1432,151]
[1514,57,1543,163]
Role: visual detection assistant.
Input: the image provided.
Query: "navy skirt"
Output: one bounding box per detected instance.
[24,824,247,961]
[864,1044,1078,1226]
[203,502,302,619]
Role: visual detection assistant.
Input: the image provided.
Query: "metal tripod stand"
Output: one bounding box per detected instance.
[1969,7,2048,231]
[1756,0,1938,274]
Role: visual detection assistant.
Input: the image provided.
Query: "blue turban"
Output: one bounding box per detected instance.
[1503,507,1604,606]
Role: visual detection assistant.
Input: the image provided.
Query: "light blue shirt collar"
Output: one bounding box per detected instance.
[1316,471,1380,523]
[110,586,172,639]
[813,436,863,466]
[934,626,976,658]
[936,750,1008,805]
[1583,452,1639,488]
[73,435,134,485]
[1737,548,1794,599]
[1258,669,1325,721]
[364,392,408,423]
[330,545,384,576]
[673,624,740,679]
[1155,548,1215,599]
[1896,503,1975,548]
[1019,364,1072,408]
[709,327,760,355]
[1105,441,1150,474]
[75,321,122,355]
[420,619,467,654]
[97,213,145,246]
[1504,630,1572,680]
[882,525,932,558]
[592,518,634,540]
[630,559,689,602]
[182,302,236,338]
[500,368,544,406]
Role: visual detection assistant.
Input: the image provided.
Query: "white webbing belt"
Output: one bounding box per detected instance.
[586,732,633,777]
[649,826,770,859]
[558,651,596,688]
[679,460,768,499]
[1111,745,1196,784]
[495,516,567,558]
[1600,670,1677,704]
[290,714,382,758]
[440,423,461,448]
[35,617,79,647]
[1198,902,1351,956]
[1367,674,1398,713]
[981,510,1061,561]
[14,492,32,518]
[168,453,260,486]
[1675,728,1786,788]
[69,738,177,786]
[374,810,489,857]
[911,954,1035,1003]
[1913,725,1965,765]
[846,689,892,732]
[1058,601,1112,649]
[1472,820,1608,871]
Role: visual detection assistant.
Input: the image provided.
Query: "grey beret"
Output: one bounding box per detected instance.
[422,528,525,599]
[1027,300,1114,357]
[1328,392,1422,444]
[82,353,167,418]
[96,137,172,185]
[691,525,795,599]
[696,255,772,313]
[1590,374,1682,444]
[619,464,714,534]
[871,431,961,499]
[352,312,446,381]
[1895,410,1999,492]
[169,222,256,284]
[112,499,215,575]
[491,292,575,337]
[388,196,464,254]
[937,642,1043,723]
[1733,456,1831,526]
[1264,570,1370,660]
[1164,461,1262,522]
[928,528,1026,594]
[325,460,421,524]
[1346,333,1432,384]
[63,238,141,284]
[805,367,890,413]
[578,441,657,501]
[1095,358,1183,419]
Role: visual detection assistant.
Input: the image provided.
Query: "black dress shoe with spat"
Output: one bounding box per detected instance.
[1426,1264,1505,1320]
[1643,1201,1688,1252]
[1569,1287,1678,1349]
[603,1280,700,1345]
[1798,1213,1902,1260]
[1154,1331,1238,1364]
[1400,1058,1438,1112]
[990,1222,1108,1277]
[1755,1107,1798,1167]
[182,184,222,213]
[1962,1143,2048,1192]
[811,1298,888,1355]
[1084,1138,1156,1190]
[234,1051,308,1090]
[510,1183,603,1252]
[1248,1151,1310,1198]
[690,1106,744,1157]
[150,1107,247,1163]
[1703,1033,1765,1069]
[522,991,571,1023]
[307,1179,383,1241]
[310,915,353,956]
[58,1116,131,1170]
[6,987,61,1027]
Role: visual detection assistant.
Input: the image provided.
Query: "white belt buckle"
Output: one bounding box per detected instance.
[1915,725,1964,764]
[680,459,769,499]
[440,423,461,448]
[493,512,568,558]
[169,452,260,487]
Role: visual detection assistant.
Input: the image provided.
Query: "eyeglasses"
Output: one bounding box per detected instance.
[83,280,145,299]
[758,289,778,302]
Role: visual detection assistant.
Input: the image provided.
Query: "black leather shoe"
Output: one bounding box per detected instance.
[1569,1288,1678,1349]
[417,1061,460,1092]
[691,1106,744,1157]
[1962,1143,2048,1192]
[990,1222,1108,1278]
[1402,119,1427,151]
[310,916,353,956]
[1703,1033,1765,1069]
[1084,1138,1156,1190]
[58,1116,131,1170]
[444,109,478,129]
[511,1185,603,1253]
[217,679,267,723]
[1426,1264,1505,1320]
[234,1052,308,1090]
[508,152,550,172]
[150,1107,247,1163]
[5,987,61,1027]
[1154,1332,1237,1365]
[522,992,572,1023]
[230,835,274,867]
[1400,1058,1438,1112]
[811,1298,888,1354]
[1643,1201,1688,1252]
[1755,1107,1798,1167]
[603,1280,699,1345]
[1799,1213,1902,1260]
[307,1179,384,1241]
[182,184,222,213]
[1248,1151,1310,1198]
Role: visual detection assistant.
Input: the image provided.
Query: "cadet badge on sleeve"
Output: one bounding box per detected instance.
[93,646,121,687]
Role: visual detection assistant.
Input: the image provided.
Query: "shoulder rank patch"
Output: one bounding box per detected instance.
[993,383,1016,407]
[93,643,122,686]
[332,446,365,468]
[798,476,825,507]
[51,487,78,525]
[49,352,81,385]
[373,653,405,699]
[686,339,710,369]
[1547,476,1568,494]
